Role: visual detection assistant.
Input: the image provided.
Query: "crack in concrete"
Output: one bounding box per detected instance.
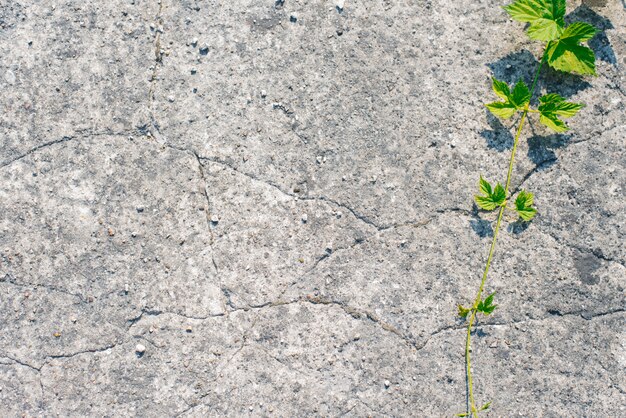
[544,229,626,269]
[197,155,383,230]
[512,123,624,196]
[0,129,138,169]
[421,307,626,349]
[0,341,121,373]
[1,273,85,302]
[147,0,166,143]
[192,153,220,275]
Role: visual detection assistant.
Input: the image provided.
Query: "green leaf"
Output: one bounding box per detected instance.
[455,413,469,417]
[475,177,506,211]
[515,190,538,221]
[504,0,566,41]
[485,101,517,119]
[483,292,495,308]
[479,401,492,411]
[458,305,471,319]
[527,17,563,42]
[560,22,597,43]
[491,77,511,100]
[485,78,530,119]
[492,183,506,205]
[546,22,598,76]
[479,175,493,196]
[511,80,531,109]
[539,113,568,132]
[477,292,497,315]
[538,94,584,132]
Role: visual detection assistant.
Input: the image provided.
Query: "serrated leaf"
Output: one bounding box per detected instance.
[546,22,598,76]
[511,80,531,109]
[515,190,538,221]
[485,78,529,119]
[538,94,583,132]
[485,102,517,119]
[479,401,492,411]
[477,292,497,315]
[483,292,496,308]
[475,177,506,211]
[492,183,506,206]
[492,77,511,100]
[504,0,566,41]
[527,17,563,41]
[458,304,471,319]
[479,175,492,196]
[539,113,568,132]
[560,22,597,43]
[482,304,497,315]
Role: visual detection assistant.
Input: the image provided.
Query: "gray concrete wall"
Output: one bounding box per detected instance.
[0,0,624,416]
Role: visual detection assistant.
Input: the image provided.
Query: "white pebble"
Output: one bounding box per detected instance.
[135,344,146,354]
[384,380,390,388]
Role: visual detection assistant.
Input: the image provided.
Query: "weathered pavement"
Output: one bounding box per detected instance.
[1,0,624,416]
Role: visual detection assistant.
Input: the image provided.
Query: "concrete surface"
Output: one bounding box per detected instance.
[1,0,625,416]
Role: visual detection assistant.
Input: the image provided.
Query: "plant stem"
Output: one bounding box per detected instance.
[464,51,547,417]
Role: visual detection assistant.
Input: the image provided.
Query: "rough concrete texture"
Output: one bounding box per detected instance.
[0,0,624,416]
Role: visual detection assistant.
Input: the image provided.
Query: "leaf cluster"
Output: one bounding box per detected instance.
[514,190,537,221]
[475,176,506,211]
[458,293,497,319]
[537,93,583,132]
[485,78,584,133]
[485,78,530,119]
[477,292,497,315]
[504,0,598,75]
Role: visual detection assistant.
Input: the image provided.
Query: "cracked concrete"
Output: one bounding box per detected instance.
[1,0,625,416]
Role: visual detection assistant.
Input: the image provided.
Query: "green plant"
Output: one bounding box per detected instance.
[457,1,598,416]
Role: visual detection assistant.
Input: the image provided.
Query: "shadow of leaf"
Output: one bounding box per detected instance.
[508,220,531,235]
[567,4,616,66]
[527,132,571,168]
[480,110,515,152]
[471,219,494,238]
[486,50,592,102]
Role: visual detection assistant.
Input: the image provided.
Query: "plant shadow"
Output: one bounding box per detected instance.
[487,50,592,104]
[526,130,572,169]
[480,110,515,152]
[567,4,616,66]
[486,7,616,100]
[469,203,495,238]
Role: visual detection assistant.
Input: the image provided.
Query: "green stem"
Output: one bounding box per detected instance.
[464,50,547,417]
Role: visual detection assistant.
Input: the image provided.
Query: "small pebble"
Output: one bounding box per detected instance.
[199,45,209,55]
[384,380,390,388]
[301,214,308,223]
[336,0,345,12]
[135,343,146,354]
[260,90,267,98]
[290,15,297,23]
[210,214,219,223]
[191,38,198,46]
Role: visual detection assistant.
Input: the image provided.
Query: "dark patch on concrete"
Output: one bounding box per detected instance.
[574,252,601,285]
